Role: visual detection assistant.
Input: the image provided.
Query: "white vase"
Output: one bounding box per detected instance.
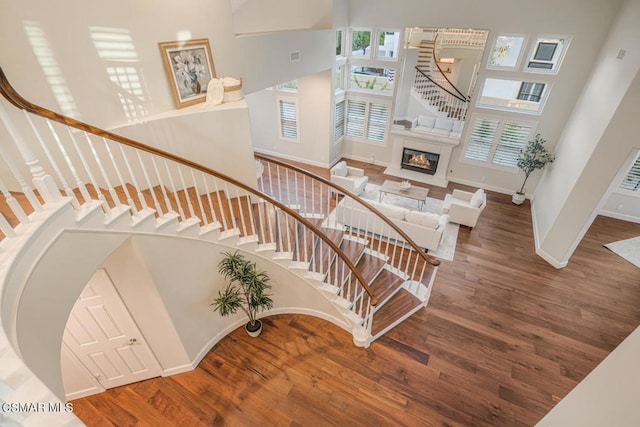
[245,319,262,337]
[512,193,526,205]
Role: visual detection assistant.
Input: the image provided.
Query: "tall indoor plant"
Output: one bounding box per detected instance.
[211,251,273,337]
[513,133,555,205]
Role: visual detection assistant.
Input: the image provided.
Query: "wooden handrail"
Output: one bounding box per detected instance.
[255,153,441,267]
[414,66,468,104]
[432,33,470,102]
[0,67,379,306]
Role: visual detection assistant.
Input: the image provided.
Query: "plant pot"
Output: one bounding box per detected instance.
[512,192,526,205]
[245,319,262,337]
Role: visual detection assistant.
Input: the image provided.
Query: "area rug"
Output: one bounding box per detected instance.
[360,184,459,261]
[604,236,640,269]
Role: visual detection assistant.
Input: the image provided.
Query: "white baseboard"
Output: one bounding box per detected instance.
[599,209,640,224]
[531,197,568,269]
[162,363,195,377]
[340,153,390,168]
[448,176,524,197]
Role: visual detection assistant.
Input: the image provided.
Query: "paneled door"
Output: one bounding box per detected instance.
[62,268,161,391]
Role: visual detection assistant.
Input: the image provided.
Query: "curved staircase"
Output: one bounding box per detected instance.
[0,67,439,424]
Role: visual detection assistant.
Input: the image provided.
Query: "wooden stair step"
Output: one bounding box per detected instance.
[371,288,422,337]
[369,269,406,307]
[309,226,344,272]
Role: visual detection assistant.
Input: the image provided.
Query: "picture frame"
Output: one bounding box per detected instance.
[158,38,216,108]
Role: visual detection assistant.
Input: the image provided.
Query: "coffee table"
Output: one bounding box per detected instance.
[379,179,429,210]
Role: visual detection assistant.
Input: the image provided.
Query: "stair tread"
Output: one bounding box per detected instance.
[371,289,422,337]
[369,270,405,305]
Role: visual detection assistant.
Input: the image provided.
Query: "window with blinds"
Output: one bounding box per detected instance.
[366,103,388,142]
[335,100,345,141]
[464,115,536,168]
[346,100,366,138]
[620,156,640,191]
[278,99,298,141]
[345,99,389,143]
[492,123,534,167]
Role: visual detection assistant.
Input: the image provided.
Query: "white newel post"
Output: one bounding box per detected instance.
[0,102,62,204]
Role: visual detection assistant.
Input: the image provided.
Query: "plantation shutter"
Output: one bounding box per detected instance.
[346,100,366,138]
[465,118,499,163]
[492,122,534,167]
[366,102,388,142]
[335,100,345,141]
[279,100,297,140]
[620,156,640,191]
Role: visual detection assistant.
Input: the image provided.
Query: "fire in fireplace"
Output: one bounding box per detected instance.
[401,148,440,175]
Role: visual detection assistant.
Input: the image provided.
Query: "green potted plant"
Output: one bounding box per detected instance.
[513,133,555,205]
[211,251,273,337]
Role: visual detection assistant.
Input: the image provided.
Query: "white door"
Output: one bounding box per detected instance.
[62,268,162,391]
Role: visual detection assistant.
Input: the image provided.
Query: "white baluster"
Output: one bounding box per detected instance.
[0,104,59,206]
[234,187,247,236]
[136,151,163,215]
[66,128,110,214]
[223,183,238,231]
[46,120,91,205]
[0,212,16,238]
[84,133,122,211]
[267,162,274,197]
[191,169,206,226]
[162,159,184,221]
[176,164,196,220]
[119,145,148,212]
[201,173,217,225]
[24,113,75,207]
[102,138,138,216]
[212,178,229,230]
[0,176,28,224]
[149,156,170,216]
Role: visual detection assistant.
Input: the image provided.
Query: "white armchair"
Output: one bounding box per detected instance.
[442,188,486,229]
[330,161,369,195]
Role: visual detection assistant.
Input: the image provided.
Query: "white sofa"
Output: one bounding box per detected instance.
[442,188,486,229]
[330,161,368,195]
[411,115,464,139]
[334,197,449,252]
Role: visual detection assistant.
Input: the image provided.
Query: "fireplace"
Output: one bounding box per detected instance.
[401,148,440,175]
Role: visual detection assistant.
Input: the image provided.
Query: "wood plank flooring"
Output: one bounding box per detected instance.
[71,158,640,426]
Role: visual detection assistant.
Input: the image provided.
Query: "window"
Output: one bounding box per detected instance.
[525,36,570,74]
[488,35,526,70]
[346,99,389,143]
[464,115,536,168]
[350,30,371,57]
[349,66,394,94]
[276,80,298,92]
[620,156,640,191]
[335,100,345,141]
[336,29,344,57]
[278,99,298,141]
[376,30,401,59]
[335,65,346,91]
[478,77,550,114]
[517,82,546,102]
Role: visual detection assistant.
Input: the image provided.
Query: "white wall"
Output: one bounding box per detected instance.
[247,70,334,166]
[232,0,333,35]
[533,0,640,265]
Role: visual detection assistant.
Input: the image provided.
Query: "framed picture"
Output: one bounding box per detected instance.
[158,38,216,108]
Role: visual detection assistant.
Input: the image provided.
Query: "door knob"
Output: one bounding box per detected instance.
[128,338,138,345]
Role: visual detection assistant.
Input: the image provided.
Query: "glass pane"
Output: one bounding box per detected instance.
[336,30,343,56]
[346,100,366,138]
[351,30,371,57]
[489,35,525,68]
[377,31,400,59]
[534,42,557,61]
[366,103,388,142]
[465,118,499,162]
[525,36,569,73]
[350,66,394,94]
[479,78,546,113]
[492,123,533,167]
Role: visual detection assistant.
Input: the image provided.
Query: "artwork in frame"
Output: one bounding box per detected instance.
[158,38,216,108]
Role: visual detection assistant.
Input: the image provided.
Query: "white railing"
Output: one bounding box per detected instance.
[413,69,469,121]
[255,155,440,295]
[435,28,488,51]
[0,69,378,336]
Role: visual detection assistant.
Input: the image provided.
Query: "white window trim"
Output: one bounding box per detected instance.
[277,97,299,143]
[336,28,346,59]
[524,34,572,75]
[459,113,538,171]
[349,28,373,58]
[476,77,552,116]
[334,97,346,144]
[486,33,529,71]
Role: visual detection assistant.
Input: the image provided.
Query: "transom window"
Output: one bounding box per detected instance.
[350,30,371,57]
[525,36,570,74]
[488,35,526,70]
[463,115,536,168]
[349,66,394,94]
[478,78,549,114]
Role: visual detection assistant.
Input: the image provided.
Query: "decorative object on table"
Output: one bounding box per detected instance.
[205,78,224,105]
[222,77,244,102]
[513,133,555,205]
[399,180,412,191]
[158,38,216,108]
[211,251,273,337]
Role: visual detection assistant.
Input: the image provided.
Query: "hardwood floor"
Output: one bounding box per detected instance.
[71,158,640,426]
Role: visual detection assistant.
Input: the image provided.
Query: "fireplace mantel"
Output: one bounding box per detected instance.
[384,129,460,187]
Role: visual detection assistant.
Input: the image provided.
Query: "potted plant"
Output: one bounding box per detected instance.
[211,251,273,337]
[513,133,555,205]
